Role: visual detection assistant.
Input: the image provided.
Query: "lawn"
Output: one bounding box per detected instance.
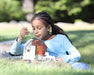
[0,24,94,75]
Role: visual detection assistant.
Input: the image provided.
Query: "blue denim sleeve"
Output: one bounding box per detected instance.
[9,38,24,55]
[59,36,81,63]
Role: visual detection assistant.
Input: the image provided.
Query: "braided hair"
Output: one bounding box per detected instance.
[31,12,72,43]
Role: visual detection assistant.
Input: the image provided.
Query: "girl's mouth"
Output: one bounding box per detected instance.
[35,35,41,38]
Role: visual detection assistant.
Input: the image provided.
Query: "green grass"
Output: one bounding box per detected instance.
[0,25,94,75]
[0,59,93,75]
[66,30,94,67]
[0,28,20,42]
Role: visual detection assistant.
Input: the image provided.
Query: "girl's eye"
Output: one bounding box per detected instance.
[32,28,35,30]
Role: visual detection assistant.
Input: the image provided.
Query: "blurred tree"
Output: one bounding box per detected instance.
[0,0,94,23]
[22,0,34,22]
[0,0,26,22]
[34,0,94,23]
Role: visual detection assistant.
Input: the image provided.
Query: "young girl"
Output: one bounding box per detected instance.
[9,12,90,70]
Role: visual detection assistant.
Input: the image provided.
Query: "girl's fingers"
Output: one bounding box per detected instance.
[56,57,63,61]
[25,31,30,35]
[24,27,28,30]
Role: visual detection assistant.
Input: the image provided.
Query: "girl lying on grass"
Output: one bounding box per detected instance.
[9,12,90,70]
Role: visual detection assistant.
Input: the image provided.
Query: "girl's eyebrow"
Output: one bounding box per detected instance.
[32,24,41,26]
[35,25,43,28]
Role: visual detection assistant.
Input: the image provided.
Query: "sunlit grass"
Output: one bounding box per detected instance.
[0,24,94,75]
[0,58,93,75]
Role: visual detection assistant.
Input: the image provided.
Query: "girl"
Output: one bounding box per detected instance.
[9,12,90,70]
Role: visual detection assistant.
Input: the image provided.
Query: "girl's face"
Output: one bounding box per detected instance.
[32,19,50,40]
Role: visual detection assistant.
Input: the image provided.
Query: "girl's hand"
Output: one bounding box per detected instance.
[55,57,64,66]
[56,57,63,62]
[17,27,29,42]
[20,27,29,37]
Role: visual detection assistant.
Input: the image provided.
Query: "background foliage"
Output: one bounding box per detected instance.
[0,0,94,23]
[0,0,26,22]
[34,0,94,23]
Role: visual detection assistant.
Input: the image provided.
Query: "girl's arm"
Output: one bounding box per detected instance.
[9,34,24,55]
[9,38,24,55]
[9,27,29,56]
[60,36,81,63]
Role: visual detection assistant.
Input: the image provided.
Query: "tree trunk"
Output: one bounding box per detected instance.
[22,0,34,22]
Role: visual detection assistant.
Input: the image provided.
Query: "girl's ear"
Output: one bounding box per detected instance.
[47,25,51,31]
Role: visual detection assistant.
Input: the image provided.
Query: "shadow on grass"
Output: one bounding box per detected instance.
[0,32,35,43]
[66,30,94,48]
[66,30,94,66]
[72,72,93,75]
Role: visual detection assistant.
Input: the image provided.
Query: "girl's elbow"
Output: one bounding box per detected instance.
[77,52,81,61]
